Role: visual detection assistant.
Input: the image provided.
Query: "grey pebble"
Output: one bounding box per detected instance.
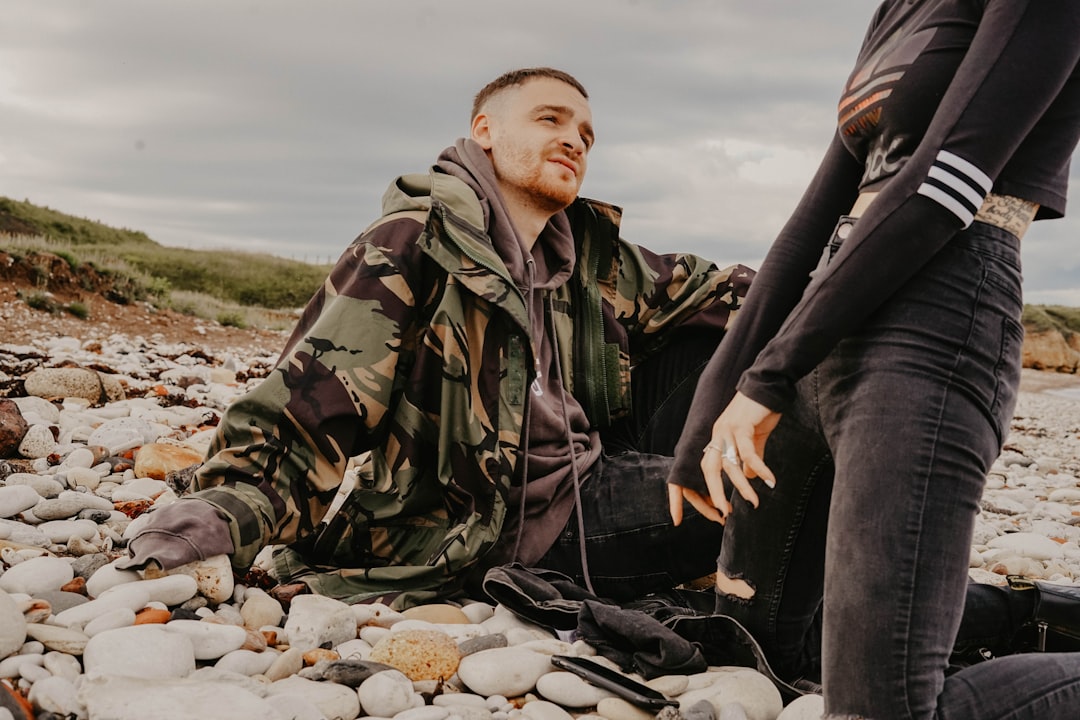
[682,699,716,720]
[70,553,110,580]
[34,591,89,615]
[459,632,508,656]
[318,658,397,687]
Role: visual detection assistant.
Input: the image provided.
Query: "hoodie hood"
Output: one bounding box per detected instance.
[378,139,576,290]
[379,163,486,233]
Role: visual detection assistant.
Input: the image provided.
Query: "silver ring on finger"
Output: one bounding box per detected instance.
[721,441,739,465]
[703,439,740,465]
[721,444,738,468]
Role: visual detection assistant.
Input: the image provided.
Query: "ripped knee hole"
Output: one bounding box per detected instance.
[716,571,755,599]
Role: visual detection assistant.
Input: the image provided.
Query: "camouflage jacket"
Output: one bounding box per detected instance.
[190,169,754,606]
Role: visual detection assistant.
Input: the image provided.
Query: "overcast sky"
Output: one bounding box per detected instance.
[2,0,1078,304]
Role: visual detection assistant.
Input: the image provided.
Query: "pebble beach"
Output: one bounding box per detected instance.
[1,327,1079,720]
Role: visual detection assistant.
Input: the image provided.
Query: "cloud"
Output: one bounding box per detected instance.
[706,138,822,187]
[1,0,1077,302]
[584,133,823,268]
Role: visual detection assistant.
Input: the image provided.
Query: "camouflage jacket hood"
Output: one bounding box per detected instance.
[190,160,754,608]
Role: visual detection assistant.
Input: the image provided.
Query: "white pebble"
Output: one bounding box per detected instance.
[358,669,421,717]
[27,675,82,717]
[536,670,617,707]
[163,619,247,660]
[0,485,43,519]
[396,706,451,720]
[0,555,74,596]
[776,693,825,719]
[83,625,196,680]
[987,532,1065,560]
[0,653,43,680]
[457,647,554,697]
[518,700,574,720]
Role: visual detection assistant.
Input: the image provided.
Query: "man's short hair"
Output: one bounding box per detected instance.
[471,67,588,120]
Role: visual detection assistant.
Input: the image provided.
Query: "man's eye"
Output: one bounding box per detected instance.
[541,116,557,123]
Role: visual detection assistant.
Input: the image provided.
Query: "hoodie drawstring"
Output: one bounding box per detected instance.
[509,259,595,595]
[547,293,595,595]
[510,259,538,566]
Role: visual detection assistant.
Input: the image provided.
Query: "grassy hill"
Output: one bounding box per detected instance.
[1023,304,1080,336]
[1,195,1078,340]
[0,196,333,328]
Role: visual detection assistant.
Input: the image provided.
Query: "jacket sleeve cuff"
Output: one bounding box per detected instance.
[117,499,234,571]
[192,485,274,570]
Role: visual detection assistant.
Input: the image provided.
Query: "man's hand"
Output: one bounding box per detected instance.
[668,483,726,527]
[116,498,234,572]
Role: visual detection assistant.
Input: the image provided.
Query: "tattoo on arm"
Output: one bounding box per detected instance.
[974,194,1039,238]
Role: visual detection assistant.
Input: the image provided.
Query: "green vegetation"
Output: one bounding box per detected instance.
[0,197,156,247]
[127,245,329,309]
[1023,304,1080,336]
[17,289,90,320]
[64,301,90,319]
[1,196,334,329]
[216,311,248,329]
[3,196,1078,338]
[167,289,297,331]
[20,290,59,313]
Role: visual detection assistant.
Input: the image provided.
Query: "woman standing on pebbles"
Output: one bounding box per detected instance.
[667,1,1080,718]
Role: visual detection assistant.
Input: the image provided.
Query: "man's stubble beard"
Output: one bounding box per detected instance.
[499,147,581,215]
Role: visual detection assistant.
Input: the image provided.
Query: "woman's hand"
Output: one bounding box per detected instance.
[668,391,782,526]
[668,392,781,525]
[702,391,781,517]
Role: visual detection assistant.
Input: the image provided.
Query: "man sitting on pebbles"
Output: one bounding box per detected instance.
[120,67,753,609]
[120,66,1080,687]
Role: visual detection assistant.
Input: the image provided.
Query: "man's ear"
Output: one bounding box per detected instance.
[472,112,494,150]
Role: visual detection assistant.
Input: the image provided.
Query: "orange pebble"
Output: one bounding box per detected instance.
[303,648,340,666]
[134,608,172,625]
[60,576,87,595]
[114,499,154,518]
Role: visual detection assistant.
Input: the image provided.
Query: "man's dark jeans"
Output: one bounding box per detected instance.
[538,329,726,600]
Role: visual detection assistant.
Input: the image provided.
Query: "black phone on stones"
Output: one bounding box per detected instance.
[550,655,679,712]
